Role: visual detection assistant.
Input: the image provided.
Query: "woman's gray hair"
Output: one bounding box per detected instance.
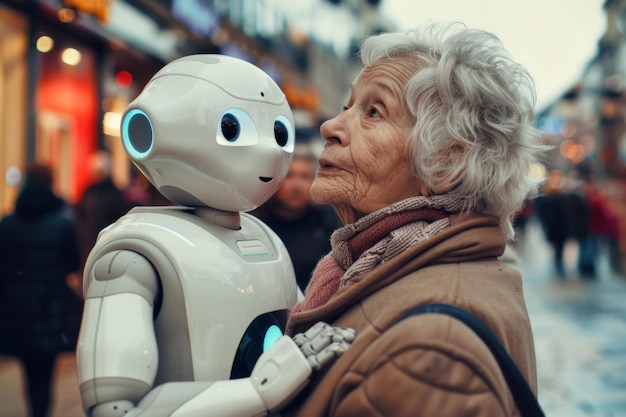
[359,21,547,239]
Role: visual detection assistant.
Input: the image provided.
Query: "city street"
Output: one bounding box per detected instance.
[517,220,626,417]
[0,219,625,417]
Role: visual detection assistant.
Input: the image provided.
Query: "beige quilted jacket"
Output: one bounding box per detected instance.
[284,216,537,417]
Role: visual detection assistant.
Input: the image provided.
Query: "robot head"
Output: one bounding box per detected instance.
[121,55,295,212]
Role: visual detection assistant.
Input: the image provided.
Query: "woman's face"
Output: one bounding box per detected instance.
[311,57,424,225]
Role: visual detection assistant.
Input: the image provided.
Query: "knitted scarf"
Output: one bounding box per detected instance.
[290,195,468,314]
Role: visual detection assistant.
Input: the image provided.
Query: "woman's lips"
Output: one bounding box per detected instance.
[318,158,339,170]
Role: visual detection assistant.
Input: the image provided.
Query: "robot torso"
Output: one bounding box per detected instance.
[78,205,297,391]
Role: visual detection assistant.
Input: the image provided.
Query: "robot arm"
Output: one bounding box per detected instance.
[77,249,160,417]
[78,247,354,417]
[95,323,354,417]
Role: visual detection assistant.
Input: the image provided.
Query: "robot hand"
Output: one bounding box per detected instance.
[293,322,355,370]
[251,322,354,413]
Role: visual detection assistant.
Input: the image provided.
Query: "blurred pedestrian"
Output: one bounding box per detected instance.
[124,173,150,208]
[74,151,127,268]
[124,168,173,207]
[253,143,342,291]
[576,166,619,278]
[0,162,83,417]
[513,200,534,241]
[535,170,590,278]
[605,209,623,274]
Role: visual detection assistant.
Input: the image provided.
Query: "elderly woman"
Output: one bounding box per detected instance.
[284,22,545,416]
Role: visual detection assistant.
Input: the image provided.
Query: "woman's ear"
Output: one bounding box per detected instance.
[429,142,466,194]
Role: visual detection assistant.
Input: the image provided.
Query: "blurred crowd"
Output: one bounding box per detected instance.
[517,165,622,280]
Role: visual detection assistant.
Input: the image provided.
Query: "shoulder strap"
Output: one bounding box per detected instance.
[399,303,545,417]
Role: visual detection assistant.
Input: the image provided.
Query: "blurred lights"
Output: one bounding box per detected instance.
[529,163,547,182]
[115,71,133,89]
[5,166,22,186]
[36,35,54,53]
[58,7,76,23]
[601,100,621,119]
[546,170,567,193]
[578,133,597,154]
[61,48,82,66]
[559,139,587,163]
[559,120,577,138]
[103,112,121,137]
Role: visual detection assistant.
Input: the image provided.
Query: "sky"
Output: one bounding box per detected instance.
[381,0,606,110]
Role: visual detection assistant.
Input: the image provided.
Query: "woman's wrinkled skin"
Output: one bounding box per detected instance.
[311,57,428,225]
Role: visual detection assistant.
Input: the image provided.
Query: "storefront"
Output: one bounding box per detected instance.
[33,26,100,204]
[0,0,171,214]
[0,0,317,216]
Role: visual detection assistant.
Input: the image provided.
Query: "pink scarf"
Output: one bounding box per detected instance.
[291,196,466,314]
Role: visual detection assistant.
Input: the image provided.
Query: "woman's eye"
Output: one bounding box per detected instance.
[367,107,380,117]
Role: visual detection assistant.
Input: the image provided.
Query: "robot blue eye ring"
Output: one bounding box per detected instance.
[122,109,154,159]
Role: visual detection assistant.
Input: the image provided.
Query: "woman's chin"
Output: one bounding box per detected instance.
[310,180,336,205]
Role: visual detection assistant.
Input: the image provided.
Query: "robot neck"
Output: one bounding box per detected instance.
[195,207,241,230]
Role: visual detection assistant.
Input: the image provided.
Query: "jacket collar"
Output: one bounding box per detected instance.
[287,215,505,334]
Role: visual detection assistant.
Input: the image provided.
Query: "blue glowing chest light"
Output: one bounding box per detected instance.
[230,310,288,379]
[263,324,283,352]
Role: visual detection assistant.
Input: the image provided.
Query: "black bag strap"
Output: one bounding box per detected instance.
[398,303,545,417]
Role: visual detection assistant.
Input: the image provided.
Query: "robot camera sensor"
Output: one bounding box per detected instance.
[122,109,154,159]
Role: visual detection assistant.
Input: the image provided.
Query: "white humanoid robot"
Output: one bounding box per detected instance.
[76,55,354,417]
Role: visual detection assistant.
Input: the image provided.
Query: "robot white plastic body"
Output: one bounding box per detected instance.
[76,55,353,417]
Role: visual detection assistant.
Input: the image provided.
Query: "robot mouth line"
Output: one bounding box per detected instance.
[259,177,273,183]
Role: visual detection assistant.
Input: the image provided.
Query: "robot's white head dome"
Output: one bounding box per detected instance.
[121,55,295,212]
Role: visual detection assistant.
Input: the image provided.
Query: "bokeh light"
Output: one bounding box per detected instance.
[115,71,133,88]
[35,35,54,53]
[61,48,82,66]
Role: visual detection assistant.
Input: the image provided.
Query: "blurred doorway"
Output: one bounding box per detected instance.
[36,112,73,201]
[33,31,99,205]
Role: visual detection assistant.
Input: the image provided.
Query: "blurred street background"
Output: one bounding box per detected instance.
[1,0,626,416]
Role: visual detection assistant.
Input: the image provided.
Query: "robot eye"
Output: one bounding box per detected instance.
[274,115,295,152]
[216,108,258,147]
[274,120,288,147]
[122,109,154,159]
[221,113,239,142]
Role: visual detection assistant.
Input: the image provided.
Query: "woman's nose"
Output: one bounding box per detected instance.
[320,114,345,145]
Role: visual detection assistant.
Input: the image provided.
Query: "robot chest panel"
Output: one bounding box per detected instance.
[96,209,297,304]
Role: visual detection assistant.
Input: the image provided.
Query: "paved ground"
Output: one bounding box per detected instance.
[0,219,625,417]
[515,221,626,417]
[0,352,82,417]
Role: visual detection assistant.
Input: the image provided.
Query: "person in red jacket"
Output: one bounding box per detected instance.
[577,167,621,278]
